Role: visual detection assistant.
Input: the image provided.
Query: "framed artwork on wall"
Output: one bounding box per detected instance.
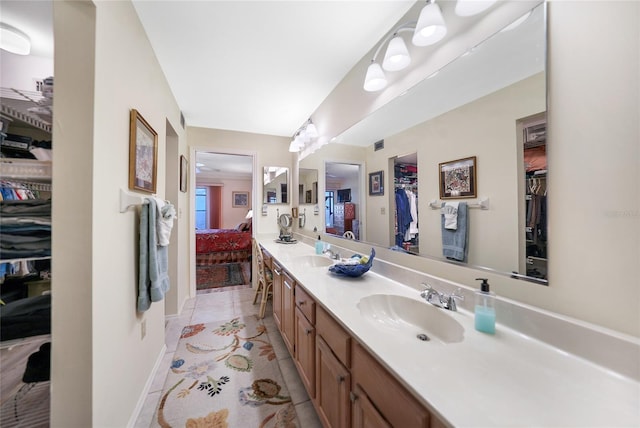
[129,109,158,194]
[439,156,477,199]
[369,170,384,196]
[232,191,249,208]
[179,155,188,193]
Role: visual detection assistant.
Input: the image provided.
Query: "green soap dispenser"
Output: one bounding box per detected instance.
[474,278,496,334]
[315,235,324,254]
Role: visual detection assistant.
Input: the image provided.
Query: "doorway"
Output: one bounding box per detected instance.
[194,152,254,293]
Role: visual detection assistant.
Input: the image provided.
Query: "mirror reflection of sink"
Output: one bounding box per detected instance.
[357,294,465,344]
[292,255,335,267]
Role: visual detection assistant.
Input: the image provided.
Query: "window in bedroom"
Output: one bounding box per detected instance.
[195,187,208,229]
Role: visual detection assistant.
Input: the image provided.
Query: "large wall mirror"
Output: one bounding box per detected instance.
[302,2,548,285]
[263,166,289,204]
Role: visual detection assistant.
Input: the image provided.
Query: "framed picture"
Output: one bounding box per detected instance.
[232,191,249,208]
[129,109,158,194]
[439,156,477,199]
[369,170,384,196]
[179,155,188,193]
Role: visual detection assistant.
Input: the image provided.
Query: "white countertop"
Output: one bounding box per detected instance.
[260,236,640,427]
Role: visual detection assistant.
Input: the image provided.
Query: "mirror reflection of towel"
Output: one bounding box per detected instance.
[443,201,460,230]
[441,202,468,262]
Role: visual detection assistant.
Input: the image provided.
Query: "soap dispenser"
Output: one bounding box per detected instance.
[474,278,496,334]
[315,235,324,255]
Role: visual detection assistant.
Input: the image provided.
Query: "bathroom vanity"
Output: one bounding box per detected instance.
[257,235,639,427]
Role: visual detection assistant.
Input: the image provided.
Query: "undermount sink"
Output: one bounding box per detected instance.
[292,255,335,267]
[357,294,465,344]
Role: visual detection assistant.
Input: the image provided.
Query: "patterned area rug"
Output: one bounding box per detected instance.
[196,263,249,290]
[152,316,297,427]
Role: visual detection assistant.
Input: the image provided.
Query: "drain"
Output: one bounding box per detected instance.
[416,333,430,341]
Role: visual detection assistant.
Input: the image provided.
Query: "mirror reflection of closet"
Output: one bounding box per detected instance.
[518,112,547,284]
[392,153,419,252]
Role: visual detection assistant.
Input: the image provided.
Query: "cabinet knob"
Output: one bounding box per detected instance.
[337,375,345,383]
[349,391,358,402]
[298,300,305,305]
[305,329,312,335]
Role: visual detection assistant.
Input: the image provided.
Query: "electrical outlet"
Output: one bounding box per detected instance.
[381,207,386,215]
[141,319,146,339]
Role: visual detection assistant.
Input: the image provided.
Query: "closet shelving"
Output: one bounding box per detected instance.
[0,86,53,427]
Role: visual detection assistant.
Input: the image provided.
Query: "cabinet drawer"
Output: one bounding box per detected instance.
[316,306,351,368]
[295,285,315,324]
[352,342,430,428]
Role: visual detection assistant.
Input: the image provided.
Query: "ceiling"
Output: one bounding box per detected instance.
[132,0,416,137]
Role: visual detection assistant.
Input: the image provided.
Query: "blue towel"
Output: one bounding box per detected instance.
[441,202,468,262]
[137,198,170,312]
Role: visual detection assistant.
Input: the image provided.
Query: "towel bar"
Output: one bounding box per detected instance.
[429,197,490,210]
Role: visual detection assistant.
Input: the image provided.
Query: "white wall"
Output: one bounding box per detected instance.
[52,1,187,426]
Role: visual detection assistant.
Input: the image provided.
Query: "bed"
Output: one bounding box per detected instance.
[195,228,252,265]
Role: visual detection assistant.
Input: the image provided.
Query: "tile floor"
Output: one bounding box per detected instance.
[134,285,323,428]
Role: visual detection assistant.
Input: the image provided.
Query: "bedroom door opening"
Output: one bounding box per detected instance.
[194,152,254,293]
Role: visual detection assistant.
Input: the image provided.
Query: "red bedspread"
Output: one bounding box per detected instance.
[196,229,251,254]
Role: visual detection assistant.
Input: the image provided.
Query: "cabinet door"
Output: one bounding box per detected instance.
[316,336,350,428]
[351,385,391,428]
[281,271,295,354]
[272,261,283,330]
[351,342,430,427]
[294,307,315,398]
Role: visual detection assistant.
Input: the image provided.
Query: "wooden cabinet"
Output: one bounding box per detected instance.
[266,253,448,428]
[351,384,391,428]
[294,307,315,397]
[271,260,283,329]
[316,336,351,428]
[281,270,295,354]
[351,342,430,428]
[294,285,316,397]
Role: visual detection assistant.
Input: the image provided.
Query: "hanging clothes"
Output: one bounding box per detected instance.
[404,189,419,241]
[395,188,412,246]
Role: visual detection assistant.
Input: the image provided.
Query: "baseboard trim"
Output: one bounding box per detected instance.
[127,343,167,428]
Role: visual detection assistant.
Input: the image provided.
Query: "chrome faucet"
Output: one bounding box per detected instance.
[323,248,341,260]
[420,283,464,311]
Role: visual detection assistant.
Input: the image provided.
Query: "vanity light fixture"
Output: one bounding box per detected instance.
[364,0,450,92]
[289,118,319,153]
[455,0,497,17]
[412,1,447,46]
[0,23,31,55]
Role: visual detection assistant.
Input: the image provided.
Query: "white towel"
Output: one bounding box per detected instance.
[442,201,459,230]
[153,197,176,246]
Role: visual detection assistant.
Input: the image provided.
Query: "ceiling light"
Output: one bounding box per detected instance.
[455,0,497,17]
[364,62,388,92]
[0,23,31,55]
[412,2,447,47]
[383,35,411,71]
[305,122,318,138]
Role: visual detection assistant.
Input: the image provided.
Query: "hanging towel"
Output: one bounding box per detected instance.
[442,201,460,230]
[154,197,176,246]
[441,202,468,262]
[137,198,170,312]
